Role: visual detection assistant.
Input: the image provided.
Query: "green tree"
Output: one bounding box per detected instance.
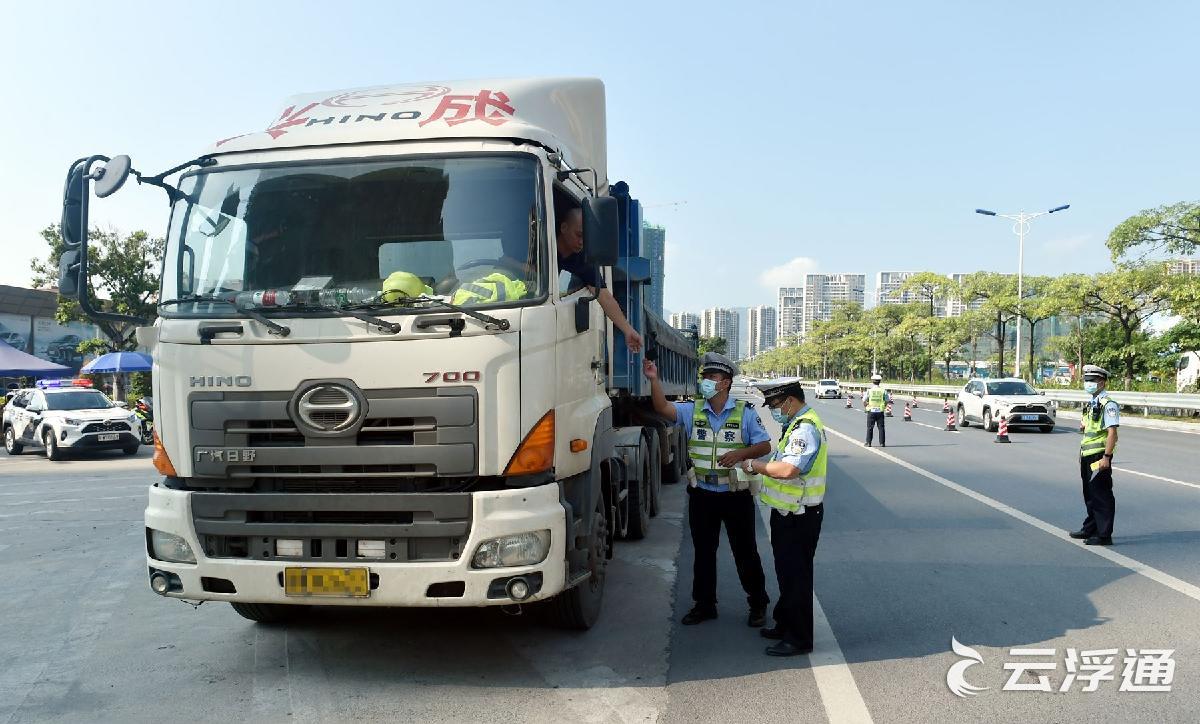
[960,272,1019,376]
[1081,265,1173,390]
[697,336,728,356]
[30,224,163,352]
[1016,275,1066,380]
[1107,201,1200,263]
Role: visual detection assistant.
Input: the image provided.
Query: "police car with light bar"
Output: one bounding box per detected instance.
[2,379,141,460]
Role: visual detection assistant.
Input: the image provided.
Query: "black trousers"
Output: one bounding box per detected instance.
[687,486,769,610]
[1079,453,1115,538]
[866,411,886,445]
[770,505,824,649]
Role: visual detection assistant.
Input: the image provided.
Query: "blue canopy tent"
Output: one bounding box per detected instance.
[81,351,153,402]
[81,351,153,374]
[0,340,72,379]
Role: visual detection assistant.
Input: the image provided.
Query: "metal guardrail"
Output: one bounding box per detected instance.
[834,381,1200,415]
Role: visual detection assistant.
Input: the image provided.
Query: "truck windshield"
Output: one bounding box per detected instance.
[162,155,544,316]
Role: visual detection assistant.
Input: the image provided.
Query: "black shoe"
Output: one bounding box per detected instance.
[880,443,886,447]
[864,442,871,447]
[1085,536,1113,546]
[748,607,767,628]
[1068,530,1092,540]
[760,626,784,640]
[765,641,812,657]
[682,607,718,625]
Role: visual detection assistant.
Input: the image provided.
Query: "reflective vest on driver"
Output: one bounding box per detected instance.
[688,399,757,490]
[451,273,527,306]
[867,387,886,411]
[760,407,828,513]
[1080,391,1117,458]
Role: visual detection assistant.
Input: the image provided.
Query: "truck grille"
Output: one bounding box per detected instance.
[188,386,477,480]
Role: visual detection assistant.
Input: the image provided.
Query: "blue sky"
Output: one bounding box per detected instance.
[3,1,1198,315]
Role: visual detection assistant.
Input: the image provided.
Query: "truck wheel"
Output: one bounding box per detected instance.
[624,437,653,540]
[3,427,22,455]
[645,431,662,518]
[230,602,302,624]
[659,427,680,486]
[545,496,608,630]
[43,430,63,461]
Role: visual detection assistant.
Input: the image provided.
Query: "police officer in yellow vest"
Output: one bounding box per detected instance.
[861,372,890,447]
[643,352,773,627]
[746,378,827,656]
[1068,364,1120,546]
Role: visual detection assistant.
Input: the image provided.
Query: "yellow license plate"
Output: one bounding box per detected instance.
[283,567,370,597]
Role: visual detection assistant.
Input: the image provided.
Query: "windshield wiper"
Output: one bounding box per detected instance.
[290,301,401,334]
[352,296,510,331]
[159,295,291,337]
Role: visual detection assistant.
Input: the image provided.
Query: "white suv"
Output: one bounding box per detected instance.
[815,379,842,399]
[956,378,1056,433]
[3,385,141,460]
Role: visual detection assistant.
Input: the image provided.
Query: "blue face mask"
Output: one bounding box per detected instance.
[698,379,719,399]
[1083,381,1099,395]
[771,407,790,424]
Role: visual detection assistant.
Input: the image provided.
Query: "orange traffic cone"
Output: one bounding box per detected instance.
[945,410,957,431]
[911,395,918,409]
[885,401,894,417]
[994,416,1010,443]
[845,396,852,408]
[903,403,912,421]
[942,399,950,413]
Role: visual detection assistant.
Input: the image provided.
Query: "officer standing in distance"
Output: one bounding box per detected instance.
[1069,365,1120,546]
[643,352,773,627]
[745,378,827,656]
[861,373,890,447]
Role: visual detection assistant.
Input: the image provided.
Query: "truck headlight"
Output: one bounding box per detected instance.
[149,529,196,564]
[471,530,550,569]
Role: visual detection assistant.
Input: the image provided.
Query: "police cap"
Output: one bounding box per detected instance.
[1082,364,1109,380]
[755,378,805,405]
[699,352,739,378]
[871,373,883,382]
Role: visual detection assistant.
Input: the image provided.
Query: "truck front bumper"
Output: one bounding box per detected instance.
[144,483,567,607]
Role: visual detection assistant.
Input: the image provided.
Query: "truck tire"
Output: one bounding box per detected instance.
[230,602,302,624]
[624,437,652,540]
[545,496,608,630]
[666,430,687,485]
[645,430,662,518]
[659,426,680,485]
[4,427,22,455]
[43,430,63,461]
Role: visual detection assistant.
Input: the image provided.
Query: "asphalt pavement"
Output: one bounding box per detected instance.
[2,392,1199,723]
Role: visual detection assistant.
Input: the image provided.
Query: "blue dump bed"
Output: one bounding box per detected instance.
[606,181,699,398]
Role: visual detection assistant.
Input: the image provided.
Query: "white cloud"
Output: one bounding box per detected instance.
[759,256,819,289]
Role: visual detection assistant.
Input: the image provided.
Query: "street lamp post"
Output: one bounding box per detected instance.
[975,204,1070,378]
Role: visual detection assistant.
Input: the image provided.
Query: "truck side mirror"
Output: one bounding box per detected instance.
[61,162,87,248]
[58,249,82,299]
[94,155,132,198]
[582,196,618,267]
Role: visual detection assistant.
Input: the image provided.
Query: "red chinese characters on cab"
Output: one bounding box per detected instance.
[420,90,516,127]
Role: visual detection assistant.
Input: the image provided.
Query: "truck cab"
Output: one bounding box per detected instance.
[59,78,698,628]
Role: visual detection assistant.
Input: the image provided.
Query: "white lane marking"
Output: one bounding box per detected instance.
[755,502,874,724]
[1114,467,1200,491]
[846,405,956,433]
[824,425,1200,605]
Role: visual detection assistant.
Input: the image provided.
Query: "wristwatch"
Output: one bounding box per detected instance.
[1102,453,1113,459]
[742,459,756,474]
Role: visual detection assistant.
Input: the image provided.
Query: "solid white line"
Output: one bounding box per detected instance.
[1114,467,1200,491]
[823,425,1200,605]
[755,503,874,724]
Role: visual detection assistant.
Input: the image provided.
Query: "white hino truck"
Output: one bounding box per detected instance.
[58,78,698,628]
